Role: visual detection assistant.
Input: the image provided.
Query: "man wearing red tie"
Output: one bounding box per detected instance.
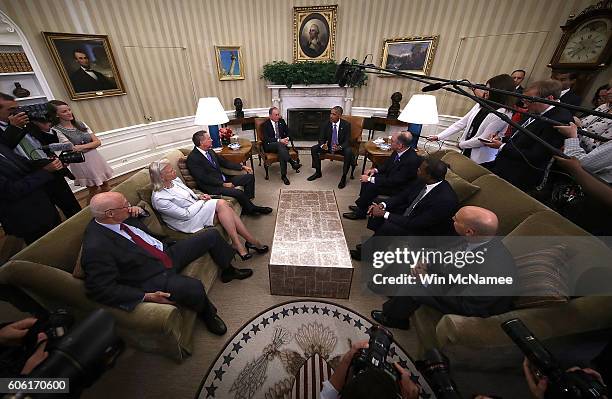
[81,191,253,335]
[307,106,353,189]
[261,107,301,185]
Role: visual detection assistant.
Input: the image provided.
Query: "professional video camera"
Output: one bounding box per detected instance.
[416,349,462,399]
[502,318,608,399]
[350,325,400,383]
[15,309,124,398]
[22,309,74,354]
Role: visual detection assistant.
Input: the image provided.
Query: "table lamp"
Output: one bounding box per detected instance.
[398,94,439,148]
[194,97,229,148]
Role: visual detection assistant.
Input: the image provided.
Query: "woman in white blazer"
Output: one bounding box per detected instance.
[428,74,516,164]
[149,159,268,261]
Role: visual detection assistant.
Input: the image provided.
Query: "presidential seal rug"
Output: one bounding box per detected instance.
[196,300,434,399]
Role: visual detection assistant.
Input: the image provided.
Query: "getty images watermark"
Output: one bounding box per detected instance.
[359,236,612,297]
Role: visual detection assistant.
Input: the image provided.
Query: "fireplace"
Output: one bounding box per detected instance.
[287,108,329,141]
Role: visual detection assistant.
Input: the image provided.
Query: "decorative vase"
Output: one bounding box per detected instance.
[12,82,30,98]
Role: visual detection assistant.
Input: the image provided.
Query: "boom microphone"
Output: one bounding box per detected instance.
[335,57,352,87]
[41,142,74,152]
[421,80,463,92]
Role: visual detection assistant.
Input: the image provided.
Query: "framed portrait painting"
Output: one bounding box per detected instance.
[215,46,245,81]
[293,5,337,62]
[380,35,440,76]
[42,32,126,100]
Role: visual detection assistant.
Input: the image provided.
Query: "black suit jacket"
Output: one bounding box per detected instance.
[186,147,242,195]
[373,148,421,191]
[318,119,351,149]
[69,68,116,93]
[421,238,517,317]
[262,118,290,148]
[0,124,27,148]
[81,217,171,311]
[560,89,582,108]
[0,143,59,238]
[383,180,459,236]
[494,106,573,190]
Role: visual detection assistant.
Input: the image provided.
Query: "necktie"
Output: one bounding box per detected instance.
[120,224,173,268]
[204,151,226,181]
[394,154,400,163]
[331,123,338,147]
[275,122,280,139]
[403,186,427,216]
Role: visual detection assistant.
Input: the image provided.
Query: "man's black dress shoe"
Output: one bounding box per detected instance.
[342,211,366,220]
[291,161,301,172]
[338,177,346,189]
[370,310,410,330]
[307,172,322,181]
[220,266,253,283]
[348,205,360,212]
[350,249,362,261]
[255,206,273,214]
[200,313,227,335]
[245,241,269,254]
[282,176,290,185]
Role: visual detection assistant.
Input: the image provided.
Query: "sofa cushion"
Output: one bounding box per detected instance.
[441,151,490,182]
[136,200,167,238]
[513,245,571,309]
[445,169,480,203]
[177,157,198,189]
[466,174,548,235]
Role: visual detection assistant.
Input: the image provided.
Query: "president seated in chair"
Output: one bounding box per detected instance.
[186,130,272,216]
[261,107,301,185]
[371,206,517,330]
[307,106,353,189]
[343,131,421,220]
[350,158,459,261]
[81,192,253,335]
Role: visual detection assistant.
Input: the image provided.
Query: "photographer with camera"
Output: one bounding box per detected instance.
[0,317,49,377]
[321,329,421,399]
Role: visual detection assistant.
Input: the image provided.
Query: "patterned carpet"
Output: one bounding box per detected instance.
[196,300,434,399]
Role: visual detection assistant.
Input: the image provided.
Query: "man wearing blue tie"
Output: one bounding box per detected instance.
[186,131,272,215]
[307,106,353,189]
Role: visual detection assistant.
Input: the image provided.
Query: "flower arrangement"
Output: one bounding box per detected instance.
[219,127,233,145]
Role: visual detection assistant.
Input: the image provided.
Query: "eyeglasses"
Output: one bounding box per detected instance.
[104,202,131,213]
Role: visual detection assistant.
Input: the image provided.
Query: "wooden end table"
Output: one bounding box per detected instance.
[216,138,254,172]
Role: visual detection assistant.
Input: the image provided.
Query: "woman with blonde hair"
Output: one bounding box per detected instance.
[149,159,268,260]
[48,100,112,202]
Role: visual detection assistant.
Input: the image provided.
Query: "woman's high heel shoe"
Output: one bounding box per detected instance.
[245,241,269,254]
[237,251,252,261]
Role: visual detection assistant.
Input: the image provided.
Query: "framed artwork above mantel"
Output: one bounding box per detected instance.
[293,5,337,62]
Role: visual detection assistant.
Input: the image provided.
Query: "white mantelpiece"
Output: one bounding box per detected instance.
[268,84,355,119]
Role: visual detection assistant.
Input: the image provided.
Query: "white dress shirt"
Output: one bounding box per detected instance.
[95,220,164,250]
[82,66,98,80]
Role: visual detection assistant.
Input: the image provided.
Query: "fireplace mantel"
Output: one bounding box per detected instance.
[267,84,355,119]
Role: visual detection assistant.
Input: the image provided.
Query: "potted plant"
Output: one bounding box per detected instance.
[261,59,367,88]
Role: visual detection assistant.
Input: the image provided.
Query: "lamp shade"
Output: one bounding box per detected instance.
[398,94,439,125]
[194,97,229,126]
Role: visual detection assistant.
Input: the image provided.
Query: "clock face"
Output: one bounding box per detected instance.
[559,18,612,64]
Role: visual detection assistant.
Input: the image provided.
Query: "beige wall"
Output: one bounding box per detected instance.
[0,0,600,133]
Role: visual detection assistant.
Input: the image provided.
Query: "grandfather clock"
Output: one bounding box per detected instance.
[548,0,612,98]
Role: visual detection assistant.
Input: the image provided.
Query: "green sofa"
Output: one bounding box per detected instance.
[0,148,244,361]
[413,150,612,369]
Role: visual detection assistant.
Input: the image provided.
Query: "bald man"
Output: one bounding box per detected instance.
[371,206,517,330]
[81,192,253,336]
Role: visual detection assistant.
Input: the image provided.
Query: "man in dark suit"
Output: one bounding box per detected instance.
[261,107,301,185]
[69,49,117,93]
[82,192,254,335]
[350,158,459,261]
[343,131,421,220]
[511,69,526,94]
[371,206,517,329]
[307,106,353,189]
[0,141,63,244]
[186,130,272,215]
[552,71,582,110]
[485,80,573,192]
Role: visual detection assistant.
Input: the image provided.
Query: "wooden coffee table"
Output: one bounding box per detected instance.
[268,189,353,299]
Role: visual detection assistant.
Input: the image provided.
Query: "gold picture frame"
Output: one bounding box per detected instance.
[380,35,440,76]
[215,46,245,81]
[42,32,126,100]
[293,5,337,62]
